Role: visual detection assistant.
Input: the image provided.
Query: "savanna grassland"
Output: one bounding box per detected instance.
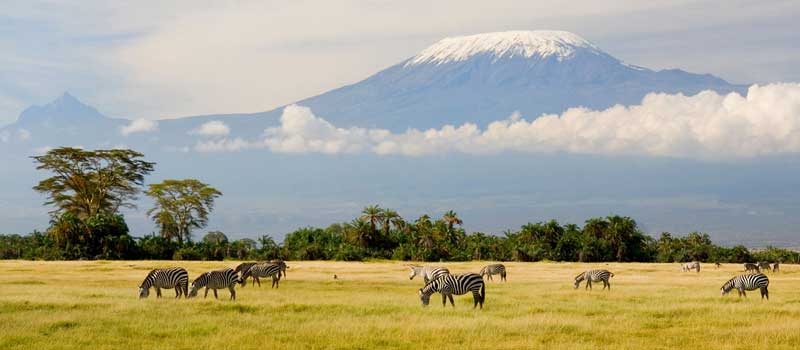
[1,260,799,350]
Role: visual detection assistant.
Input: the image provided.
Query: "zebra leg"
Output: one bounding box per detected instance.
[174,287,180,298]
[272,275,279,289]
[586,279,592,290]
[501,272,506,282]
[229,286,236,301]
[256,276,261,287]
[182,284,189,299]
[204,288,209,298]
[448,294,455,307]
[155,287,162,298]
[488,274,493,281]
[762,287,768,300]
[441,293,447,307]
[213,289,219,299]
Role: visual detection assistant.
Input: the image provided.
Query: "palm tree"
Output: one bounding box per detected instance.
[346,218,374,248]
[381,209,400,235]
[361,205,383,233]
[442,210,463,232]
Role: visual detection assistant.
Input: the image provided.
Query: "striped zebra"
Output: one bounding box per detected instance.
[772,262,780,273]
[681,261,700,273]
[408,265,450,284]
[419,273,485,309]
[270,260,289,278]
[720,273,769,299]
[743,263,761,273]
[758,261,772,272]
[138,267,189,299]
[234,262,260,285]
[574,269,614,290]
[188,268,241,300]
[241,262,283,288]
[479,264,507,282]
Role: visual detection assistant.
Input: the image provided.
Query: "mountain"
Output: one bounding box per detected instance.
[289,30,746,130]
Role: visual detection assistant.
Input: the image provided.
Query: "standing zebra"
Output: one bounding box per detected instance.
[419,273,485,309]
[408,265,450,284]
[574,270,614,290]
[270,260,289,278]
[758,261,772,272]
[772,262,780,273]
[720,273,769,299]
[743,263,761,273]
[479,264,507,282]
[241,262,283,288]
[138,267,189,299]
[715,262,722,269]
[188,268,241,300]
[681,261,700,273]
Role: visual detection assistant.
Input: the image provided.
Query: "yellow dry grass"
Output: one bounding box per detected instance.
[1,260,799,350]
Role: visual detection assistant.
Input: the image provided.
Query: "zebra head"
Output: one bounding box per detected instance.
[419,288,431,307]
[409,266,419,280]
[138,286,149,299]
[573,272,585,289]
[188,284,200,298]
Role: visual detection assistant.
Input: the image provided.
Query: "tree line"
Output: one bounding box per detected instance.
[0,146,797,263]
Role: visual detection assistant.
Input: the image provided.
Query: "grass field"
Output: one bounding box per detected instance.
[1,260,799,350]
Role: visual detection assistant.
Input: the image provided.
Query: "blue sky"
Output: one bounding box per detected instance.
[1,0,798,125]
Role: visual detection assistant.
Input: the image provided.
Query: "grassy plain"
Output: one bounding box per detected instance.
[1,260,799,350]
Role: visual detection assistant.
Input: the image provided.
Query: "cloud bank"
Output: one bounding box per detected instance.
[194,83,800,160]
[120,118,158,136]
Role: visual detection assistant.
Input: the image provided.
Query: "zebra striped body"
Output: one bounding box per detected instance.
[138,267,189,299]
[242,262,283,288]
[758,261,772,272]
[409,265,450,284]
[574,269,614,290]
[721,273,769,299]
[479,264,507,282]
[681,261,700,273]
[743,263,761,273]
[419,273,485,309]
[188,268,241,300]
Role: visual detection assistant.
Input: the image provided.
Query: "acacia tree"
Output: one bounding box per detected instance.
[145,179,222,244]
[32,147,155,218]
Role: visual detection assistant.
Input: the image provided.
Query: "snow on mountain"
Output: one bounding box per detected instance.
[406,30,603,66]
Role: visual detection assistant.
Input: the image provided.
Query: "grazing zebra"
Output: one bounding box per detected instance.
[743,263,761,273]
[758,261,772,272]
[138,267,189,299]
[188,268,241,300]
[681,261,700,273]
[720,273,769,299]
[773,262,780,273]
[241,262,283,288]
[408,265,450,284]
[419,273,485,309]
[479,264,507,282]
[574,270,614,290]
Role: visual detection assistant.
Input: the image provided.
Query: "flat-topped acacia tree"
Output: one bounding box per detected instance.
[145,179,222,244]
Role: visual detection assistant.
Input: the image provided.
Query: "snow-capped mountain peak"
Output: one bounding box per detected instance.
[406,30,604,66]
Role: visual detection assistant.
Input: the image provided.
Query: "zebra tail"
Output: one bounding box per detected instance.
[610,272,615,277]
[481,282,486,303]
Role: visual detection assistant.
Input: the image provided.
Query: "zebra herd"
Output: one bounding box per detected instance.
[138,260,781,306]
[137,260,288,301]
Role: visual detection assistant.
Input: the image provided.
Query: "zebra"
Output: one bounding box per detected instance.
[408,265,450,284]
[270,259,289,278]
[138,267,189,299]
[574,269,614,290]
[743,263,761,273]
[715,262,722,269]
[758,261,772,272]
[188,268,241,300]
[419,273,485,309]
[241,262,283,288]
[772,262,780,273]
[479,264,507,282]
[681,261,700,273]
[720,273,769,299]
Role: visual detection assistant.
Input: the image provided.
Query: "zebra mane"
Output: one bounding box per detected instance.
[574,271,585,280]
[140,269,158,287]
[192,272,208,285]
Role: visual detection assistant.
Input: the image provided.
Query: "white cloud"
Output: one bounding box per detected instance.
[120,118,158,136]
[192,120,230,137]
[17,129,31,141]
[195,84,800,160]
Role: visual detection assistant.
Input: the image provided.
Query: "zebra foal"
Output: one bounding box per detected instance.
[138,267,189,299]
[419,273,485,309]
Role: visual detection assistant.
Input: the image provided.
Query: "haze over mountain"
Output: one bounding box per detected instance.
[2,31,797,247]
